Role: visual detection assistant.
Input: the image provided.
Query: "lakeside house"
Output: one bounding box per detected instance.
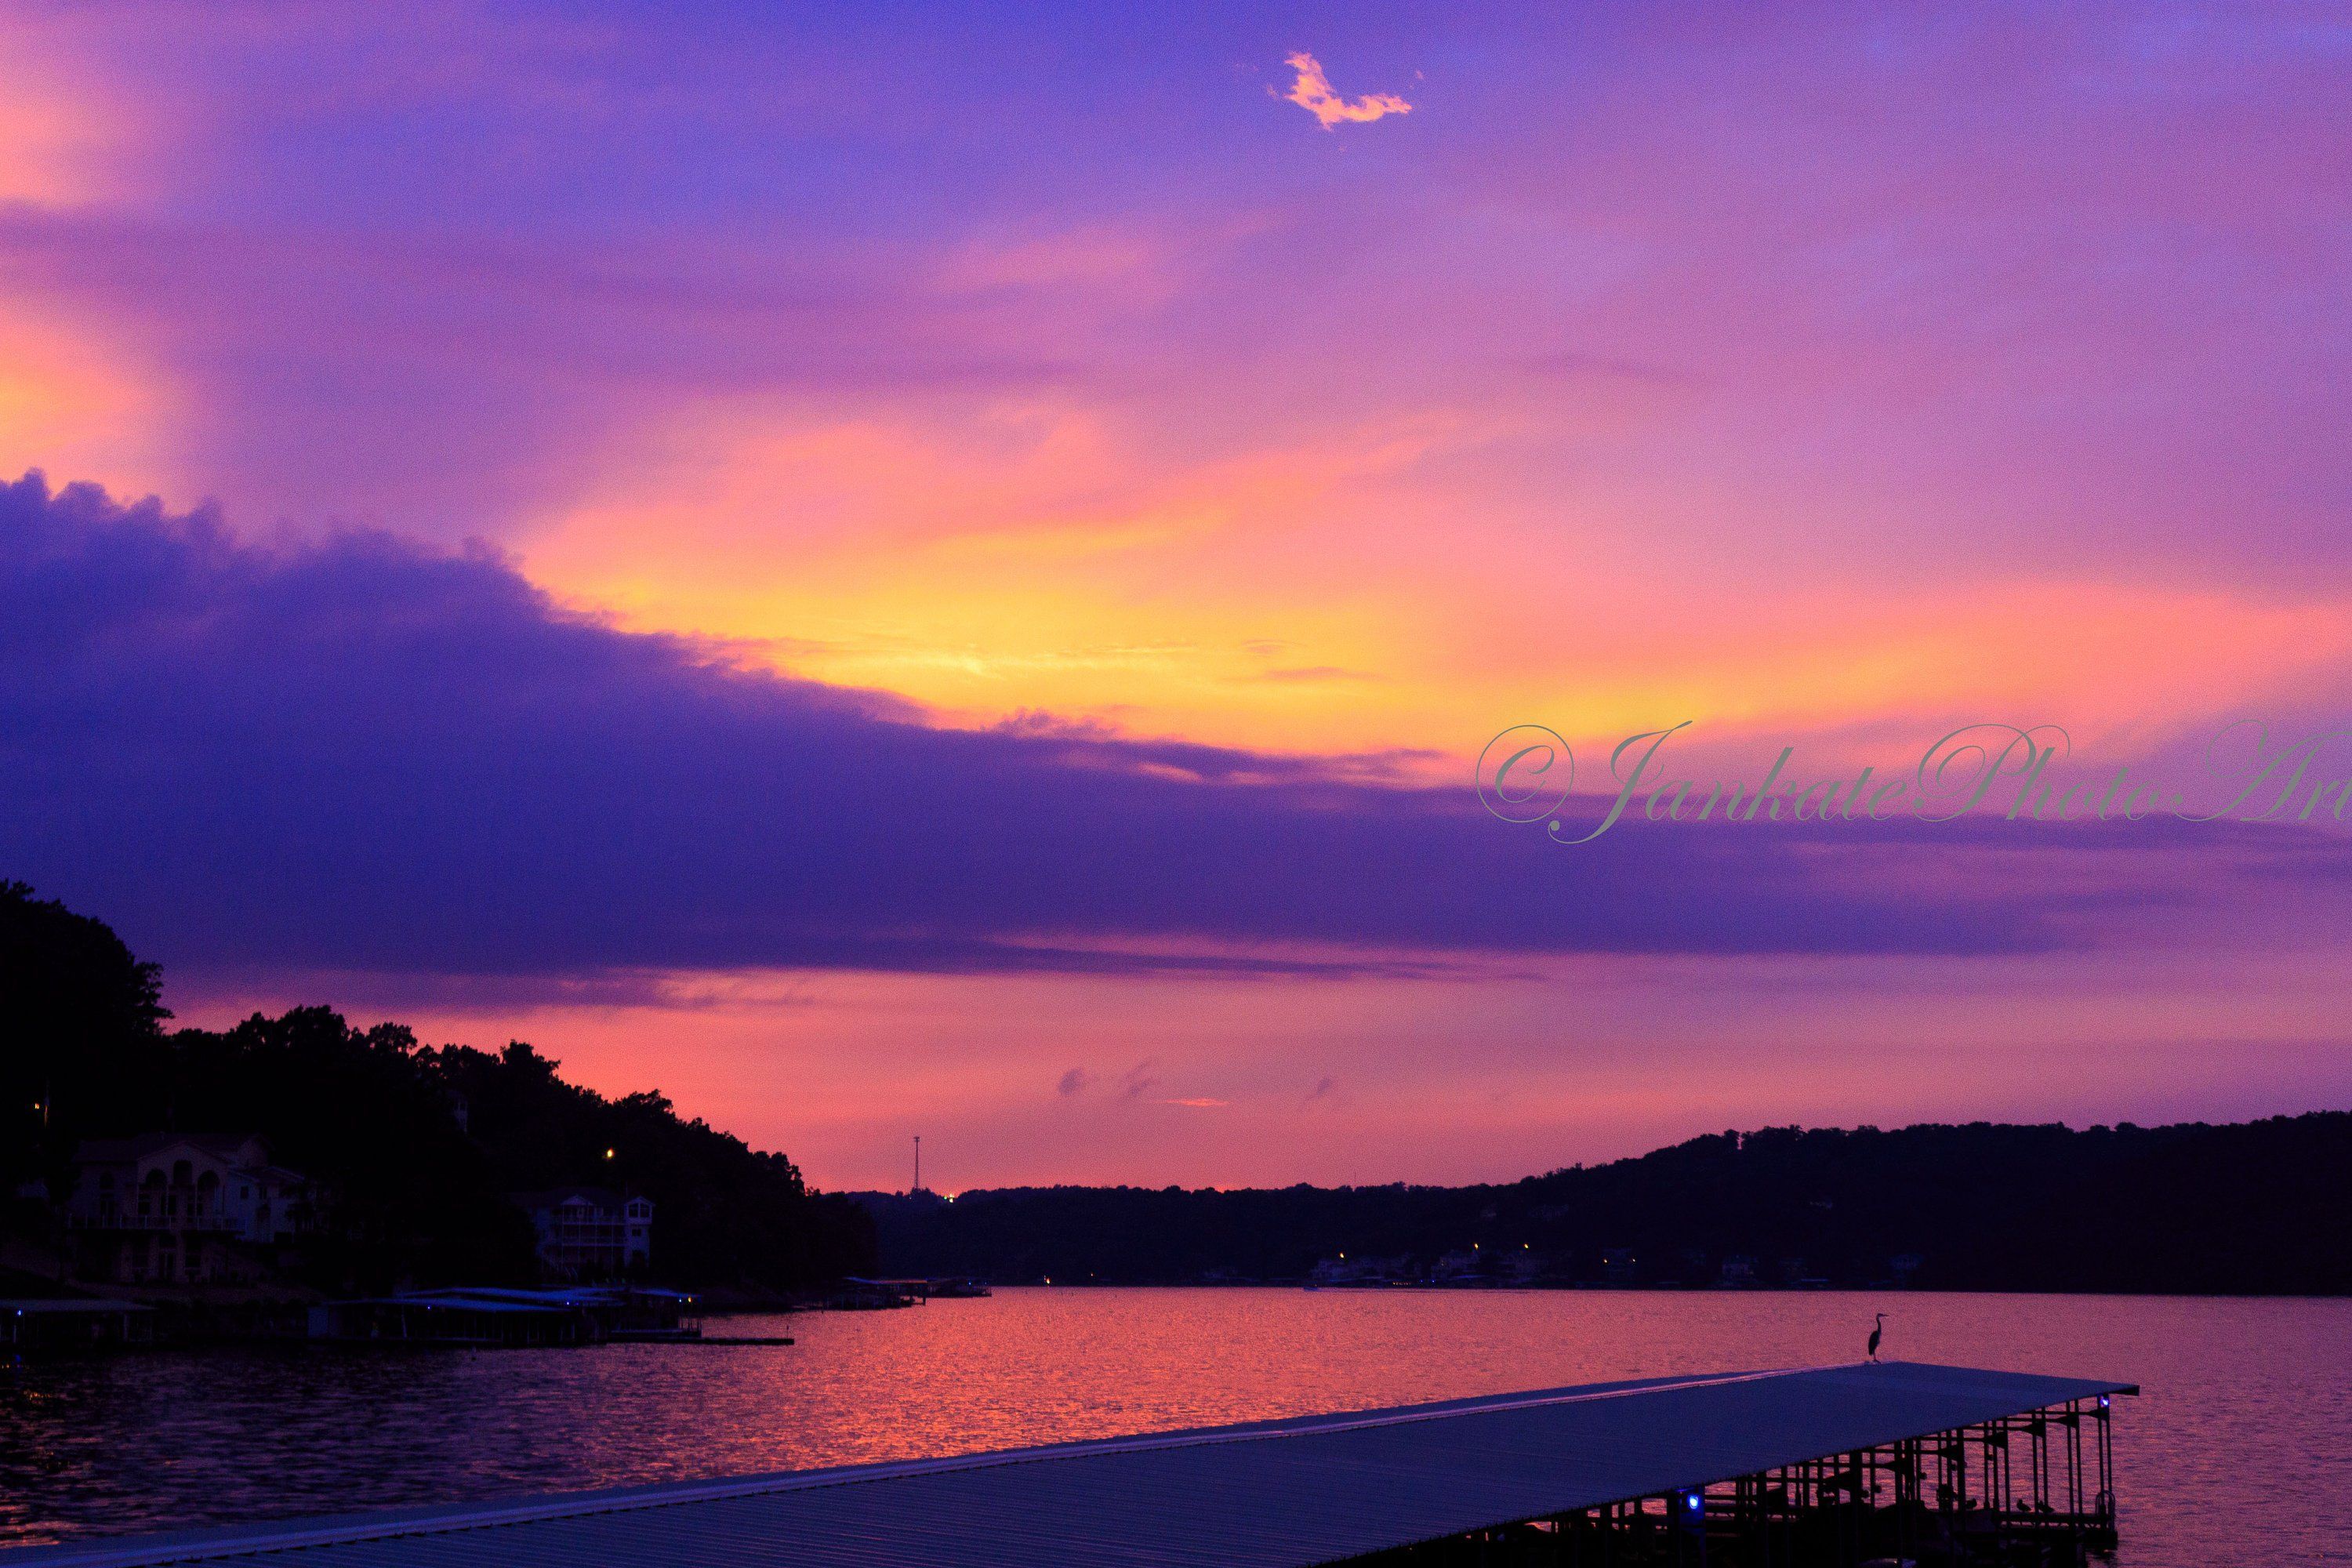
[1308,1253,1410,1286]
[511,1186,652,1279]
[64,1134,323,1286]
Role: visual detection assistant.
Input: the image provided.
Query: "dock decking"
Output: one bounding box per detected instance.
[2,1360,2134,1568]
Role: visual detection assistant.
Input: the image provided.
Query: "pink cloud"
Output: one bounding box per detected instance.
[1280,52,1411,130]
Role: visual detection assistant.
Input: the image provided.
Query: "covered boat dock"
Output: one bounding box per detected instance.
[0,1359,2133,1567]
[304,1286,700,1346]
[0,1297,154,1351]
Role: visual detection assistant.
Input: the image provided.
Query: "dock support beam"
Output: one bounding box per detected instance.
[1359,1396,2119,1567]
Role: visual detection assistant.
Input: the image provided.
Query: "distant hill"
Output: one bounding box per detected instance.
[2,882,872,1294]
[16,880,2347,1299]
[858,1113,2352,1294]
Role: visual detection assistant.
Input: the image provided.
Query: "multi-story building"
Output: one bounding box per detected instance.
[512,1187,652,1279]
[65,1134,323,1285]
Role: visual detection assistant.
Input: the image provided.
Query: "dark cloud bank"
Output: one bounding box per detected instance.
[0,474,2285,997]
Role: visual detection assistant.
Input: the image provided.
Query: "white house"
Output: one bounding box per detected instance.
[67,1134,323,1284]
[511,1187,653,1279]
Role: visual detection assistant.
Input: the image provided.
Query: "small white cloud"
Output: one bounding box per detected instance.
[1280,52,1412,130]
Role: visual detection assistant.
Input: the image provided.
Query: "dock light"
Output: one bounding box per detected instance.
[1683,1492,1703,1514]
[2098,1396,2111,1409]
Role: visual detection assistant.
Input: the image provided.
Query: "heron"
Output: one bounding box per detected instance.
[1867,1312,1886,1362]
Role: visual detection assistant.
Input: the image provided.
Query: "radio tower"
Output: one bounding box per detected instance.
[913,1134,922,1194]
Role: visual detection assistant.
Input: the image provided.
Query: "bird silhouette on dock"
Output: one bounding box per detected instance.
[1867,1312,1886,1362]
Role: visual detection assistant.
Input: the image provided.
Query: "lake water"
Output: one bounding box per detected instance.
[3,1287,2347,1565]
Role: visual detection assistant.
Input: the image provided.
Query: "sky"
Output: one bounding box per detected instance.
[3,2,2350,1190]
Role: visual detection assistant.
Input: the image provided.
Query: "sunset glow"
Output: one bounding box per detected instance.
[5,2,2349,1191]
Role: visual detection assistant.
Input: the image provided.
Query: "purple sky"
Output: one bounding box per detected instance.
[2,3,2348,1187]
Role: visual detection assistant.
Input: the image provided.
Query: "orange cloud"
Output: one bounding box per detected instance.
[1280,53,1411,130]
[517,372,2352,774]
[519,397,1481,756]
